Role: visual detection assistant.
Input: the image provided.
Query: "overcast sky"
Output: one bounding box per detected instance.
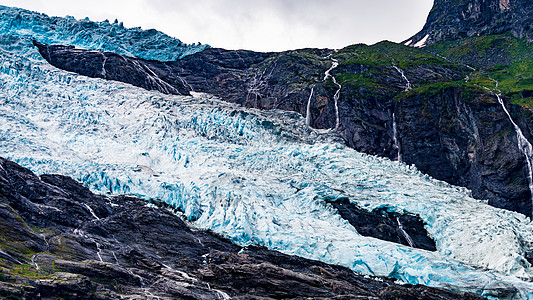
[0,0,434,51]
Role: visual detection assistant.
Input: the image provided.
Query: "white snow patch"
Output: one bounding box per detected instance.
[414,34,429,48]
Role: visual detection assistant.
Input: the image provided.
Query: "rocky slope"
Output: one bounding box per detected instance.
[406,0,533,46]
[0,157,482,299]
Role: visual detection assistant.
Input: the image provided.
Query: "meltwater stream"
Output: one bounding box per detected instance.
[396,217,415,248]
[2,51,533,299]
[393,66,412,92]
[495,92,533,217]
[323,57,341,130]
[305,87,314,127]
[391,65,411,163]
[392,113,402,162]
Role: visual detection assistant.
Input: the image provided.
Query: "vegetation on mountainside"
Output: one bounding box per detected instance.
[329,41,468,101]
[427,34,533,106]
[324,34,533,108]
[335,41,449,69]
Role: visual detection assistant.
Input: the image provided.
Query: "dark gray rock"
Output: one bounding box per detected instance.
[407,0,533,46]
[326,198,437,251]
[397,86,532,216]
[0,157,484,299]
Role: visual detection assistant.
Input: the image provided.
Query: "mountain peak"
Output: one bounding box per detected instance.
[405,0,533,46]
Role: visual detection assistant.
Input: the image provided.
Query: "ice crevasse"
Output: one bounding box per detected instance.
[1,12,533,300]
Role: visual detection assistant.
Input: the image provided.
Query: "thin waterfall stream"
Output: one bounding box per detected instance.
[305,87,314,127]
[392,113,402,162]
[323,57,341,130]
[391,65,411,162]
[493,83,533,216]
[392,66,412,92]
[396,217,415,248]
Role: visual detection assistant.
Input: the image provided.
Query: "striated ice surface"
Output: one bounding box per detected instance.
[2,48,533,299]
[0,5,208,61]
[1,8,531,299]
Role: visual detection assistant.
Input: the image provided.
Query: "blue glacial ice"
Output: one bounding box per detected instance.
[0,5,208,61]
[2,47,533,299]
[1,11,533,297]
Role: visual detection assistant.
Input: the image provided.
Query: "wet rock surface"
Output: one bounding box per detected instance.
[398,86,533,217]
[0,157,483,299]
[326,198,437,251]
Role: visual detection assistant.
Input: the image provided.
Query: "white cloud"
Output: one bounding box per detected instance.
[0,0,434,51]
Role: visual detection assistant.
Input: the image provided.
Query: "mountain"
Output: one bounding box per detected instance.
[2,157,479,299]
[406,0,533,47]
[35,31,533,218]
[3,3,533,299]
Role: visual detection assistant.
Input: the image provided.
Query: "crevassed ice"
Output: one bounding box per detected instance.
[0,5,208,61]
[1,49,533,299]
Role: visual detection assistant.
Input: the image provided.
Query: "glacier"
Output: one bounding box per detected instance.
[2,45,533,299]
[0,5,208,61]
[2,6,533,298]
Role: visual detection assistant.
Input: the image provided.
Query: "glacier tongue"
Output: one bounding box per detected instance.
[2,49,533,299]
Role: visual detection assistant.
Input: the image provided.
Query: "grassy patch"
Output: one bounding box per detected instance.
[510,94,533,108]
[489,62,533,94]
[9,264,47,280]
[395,81,489,103]
[428,34,533,64]
[427,34,533,101]
[335,41,449,69]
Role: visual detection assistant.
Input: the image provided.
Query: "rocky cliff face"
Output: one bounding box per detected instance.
[398,85,533,216]
[0,157,481,299]
[407,0,533,46]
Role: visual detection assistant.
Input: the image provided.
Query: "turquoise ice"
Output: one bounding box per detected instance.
[1,6,533,299]
[0,5,208,61]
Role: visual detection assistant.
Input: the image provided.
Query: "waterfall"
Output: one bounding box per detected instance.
[496,93,533,216]
[323,58,342,130]
[83,203,100,220]
[305,87,314,127]
[393,66,412,91]
[100,52,107,78]
[391,66,409,162]
[392,113,402,162]
[396,217,415,248]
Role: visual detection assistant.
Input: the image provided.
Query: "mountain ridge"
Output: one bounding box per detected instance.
[407,0,533,47]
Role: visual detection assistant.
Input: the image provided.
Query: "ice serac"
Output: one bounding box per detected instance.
[2,44,533,299]
[0,5,208,61]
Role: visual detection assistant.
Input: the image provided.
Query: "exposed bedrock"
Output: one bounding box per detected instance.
[0,157,483,299]
[407,0,533,46]
[326,198,437,251]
